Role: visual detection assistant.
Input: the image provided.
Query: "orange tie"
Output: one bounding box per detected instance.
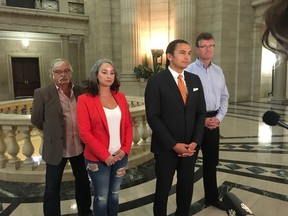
[177,74,187,104]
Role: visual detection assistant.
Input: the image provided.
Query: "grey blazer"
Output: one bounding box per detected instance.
[31,83,83,165]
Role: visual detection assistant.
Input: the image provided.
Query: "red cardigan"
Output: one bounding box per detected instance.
[76,91,133,162]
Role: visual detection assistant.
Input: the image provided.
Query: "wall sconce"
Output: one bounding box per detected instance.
[151,49,164,66]
[21,39,30,49]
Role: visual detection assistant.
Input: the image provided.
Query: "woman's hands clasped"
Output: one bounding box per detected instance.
[105,149,126,166]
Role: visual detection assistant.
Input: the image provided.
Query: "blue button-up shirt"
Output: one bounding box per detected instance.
[186,58,229,121]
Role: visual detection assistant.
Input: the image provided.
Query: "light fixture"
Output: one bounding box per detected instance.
[21,39,30,48]
[151,49,164,66]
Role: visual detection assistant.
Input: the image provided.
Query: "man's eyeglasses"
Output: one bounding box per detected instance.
[198,45,215,49]
[53,69,71,74]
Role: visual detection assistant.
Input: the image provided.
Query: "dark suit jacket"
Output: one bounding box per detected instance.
[145,69,206,154]
[31,83,83,165]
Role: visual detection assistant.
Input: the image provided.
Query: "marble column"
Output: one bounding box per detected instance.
[270,42,288,104]
[270,53,288,104]
[84,0,113,68]
[0,0,6,6]
[58,0,69,13]
[175,0,196,46]
[60,34,70,60]
[120,0,140,81]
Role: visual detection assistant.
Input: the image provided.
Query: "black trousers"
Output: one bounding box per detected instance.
[201,127,220,202]
[44,153,91,216]
[153,149,199,216]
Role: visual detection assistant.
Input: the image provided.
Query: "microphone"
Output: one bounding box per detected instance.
[222,192,255,216]
[262,110,288,129]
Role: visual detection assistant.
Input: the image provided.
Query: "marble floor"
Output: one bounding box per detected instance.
[0,100,288,216]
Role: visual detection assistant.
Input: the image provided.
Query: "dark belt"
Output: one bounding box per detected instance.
[206,110,218,117]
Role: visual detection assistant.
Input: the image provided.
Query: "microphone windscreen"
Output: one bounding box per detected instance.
[262,110,280,126]
[222,192,255,215]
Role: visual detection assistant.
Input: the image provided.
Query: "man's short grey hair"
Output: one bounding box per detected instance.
[49,58,73,78]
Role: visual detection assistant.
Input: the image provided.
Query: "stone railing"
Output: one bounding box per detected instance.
[0,96,152,183]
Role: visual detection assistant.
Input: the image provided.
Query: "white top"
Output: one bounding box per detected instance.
[103,106,122,154]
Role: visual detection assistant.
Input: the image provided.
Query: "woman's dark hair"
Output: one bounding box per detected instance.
[165,39,189,69]
[262,0,288,55]
[82,59,120,96]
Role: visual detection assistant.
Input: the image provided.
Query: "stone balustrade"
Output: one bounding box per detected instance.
[0,98,32,114]
[0,96,152,183]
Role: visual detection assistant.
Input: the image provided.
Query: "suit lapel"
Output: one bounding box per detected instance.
[184,72,194,107]
[164,69,186,105]
[48,84,63,115]
[72,85,82,100]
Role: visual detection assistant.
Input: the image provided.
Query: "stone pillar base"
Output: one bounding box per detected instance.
[0,160,7,168]
[120,74,138,82]
[6,161,21,170]
[268,98,288,105]
[35,163,46,171]
[21,163,37,171]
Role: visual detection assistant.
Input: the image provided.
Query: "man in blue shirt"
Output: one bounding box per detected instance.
[186,32,229,210]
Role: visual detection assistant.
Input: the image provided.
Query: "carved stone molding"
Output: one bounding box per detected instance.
[0,30,81,43]
[0,6,88,21]
[0,6,89,35]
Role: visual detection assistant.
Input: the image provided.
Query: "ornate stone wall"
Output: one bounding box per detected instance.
[0,0,279,102]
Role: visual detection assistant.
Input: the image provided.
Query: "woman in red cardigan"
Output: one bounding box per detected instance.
[76,59,133,216]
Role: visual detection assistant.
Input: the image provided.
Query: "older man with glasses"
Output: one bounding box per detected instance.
[31,58,92,216]
[186,32,229,211]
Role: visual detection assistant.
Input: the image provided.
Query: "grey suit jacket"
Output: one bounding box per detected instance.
[144,69,206,154]
[31,83,83,165]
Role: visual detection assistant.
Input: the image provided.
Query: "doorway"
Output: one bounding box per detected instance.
[11,57,40,99]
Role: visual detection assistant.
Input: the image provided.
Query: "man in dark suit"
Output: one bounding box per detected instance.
[145,39,206,216]
[31,58,92,216]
